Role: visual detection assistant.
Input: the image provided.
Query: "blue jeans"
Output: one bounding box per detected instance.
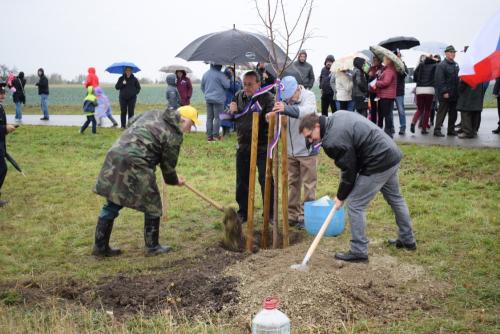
[99,201,159,220]
[206,102,223,138]
[40,94,49,119]
[336,100,355,111]
[395,95,406,131]
[15,102,23,120]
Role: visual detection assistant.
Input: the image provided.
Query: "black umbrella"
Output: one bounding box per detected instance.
[379,36,420,51]
[5,152,25,177]
[176,27,288,66]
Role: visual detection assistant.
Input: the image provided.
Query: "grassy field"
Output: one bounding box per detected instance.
[0,126,499,333]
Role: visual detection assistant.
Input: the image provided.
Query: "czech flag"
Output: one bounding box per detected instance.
[459,10,500,88]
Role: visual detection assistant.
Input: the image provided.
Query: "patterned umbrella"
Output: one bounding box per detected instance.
[369,45,406,74]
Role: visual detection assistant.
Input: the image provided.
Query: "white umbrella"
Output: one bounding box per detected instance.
[159,65,192,73]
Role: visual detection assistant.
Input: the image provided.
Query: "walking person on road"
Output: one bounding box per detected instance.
[115,67,141,129]
[36,68,50,121]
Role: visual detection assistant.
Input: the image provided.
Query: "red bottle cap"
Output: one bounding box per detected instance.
[263,297,279,310]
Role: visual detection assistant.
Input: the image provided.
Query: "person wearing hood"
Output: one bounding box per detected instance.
[201,64,231,141]
[115,67,141,129]
[36,68,49,120]
[85,67,100,88]
[175,70,192,106]
[352,57,369,117]
[298,112,415,263]
[0,83,17,207]
[410,55,438,134]
[11,72,26,122]
[92,109,186,257]
[291,50,315,89]
[319,55,336,116]
[370,56,397,138]
[165,74,181,111]
[80,86,98,134]
[268,76,318,228]
[95,86,118,127]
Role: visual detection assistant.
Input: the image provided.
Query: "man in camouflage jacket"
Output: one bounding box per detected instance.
[92,109,185,257]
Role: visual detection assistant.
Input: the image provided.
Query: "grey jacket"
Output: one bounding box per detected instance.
[320,111,402,200]
[201,65,231,104]
[291,61,315,89]
[165,74,181,110]
[282,87,318,157]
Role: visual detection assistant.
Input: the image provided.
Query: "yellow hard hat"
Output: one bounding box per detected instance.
[178,105,201,125]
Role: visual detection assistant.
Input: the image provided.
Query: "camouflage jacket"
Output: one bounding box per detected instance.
[94,109,183,216]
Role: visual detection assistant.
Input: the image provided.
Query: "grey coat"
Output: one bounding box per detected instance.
[291,61,315,89]
[320,111,402,200]
[201,65,231,104]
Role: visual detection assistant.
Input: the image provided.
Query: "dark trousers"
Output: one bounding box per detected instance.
[460,111,481,137]
[497,96,500,126]
[0,155,7,192]
[320,94,336,116]
[369,93,378,124]
[236,149,273,220]
[119,97,137,128]
[435,99,457,133]
[81,115,97,134]
[379,98,395,138]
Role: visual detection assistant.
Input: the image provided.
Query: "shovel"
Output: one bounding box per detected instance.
[291,205,339,271]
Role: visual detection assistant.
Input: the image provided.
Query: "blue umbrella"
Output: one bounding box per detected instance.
[105,62,141,74]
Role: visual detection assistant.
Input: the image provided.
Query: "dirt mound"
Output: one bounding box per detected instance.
[223,243,448,331]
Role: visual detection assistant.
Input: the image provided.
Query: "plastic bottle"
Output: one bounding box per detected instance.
[252,297,290,334]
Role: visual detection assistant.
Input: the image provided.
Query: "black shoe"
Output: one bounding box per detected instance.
[398,129,405,135]
[447,130,457,136]
[0,199,8,207]
[334,251,368,263]
[492,126,500,134]
[410,123,415,134]
[387,239,416,251]
[92,218,122,257]
[458,133,474,139]
[144,218,172,256]
[421,129,429,135]
[434,130,445,137]
[40,117,49,121]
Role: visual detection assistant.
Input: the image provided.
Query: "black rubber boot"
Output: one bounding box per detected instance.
[144,217,172,256]
[92,218,122,257]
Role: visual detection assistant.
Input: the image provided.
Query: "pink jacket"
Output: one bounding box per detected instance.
[374,64,397,99]
[85,67,100,88]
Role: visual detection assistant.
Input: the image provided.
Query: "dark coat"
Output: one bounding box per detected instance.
[0,104,6,157]
[320,111,402,200]
[115,74,141,100]
[36,71,49,95]
[413,58,437,87]
[11,77,26,104]
[434,58,460,102]
[493,77,500,95]
[176,71,192,106]
[291,61,315,89]
[233,90,274,152]
[456,80,487,112]
[320,66,334,95]
[256,64,276,88]
[396,63,408,96]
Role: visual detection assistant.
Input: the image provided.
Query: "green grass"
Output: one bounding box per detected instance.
[0,126,499,333]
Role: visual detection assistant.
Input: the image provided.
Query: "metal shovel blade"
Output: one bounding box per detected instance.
[290,262,309,271]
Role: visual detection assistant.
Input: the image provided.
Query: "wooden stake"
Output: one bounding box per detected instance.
[280,116,289,247]
[272,117,280,249]
[162,183,168,222]
[261,114,275,249]
[246,112,260,253]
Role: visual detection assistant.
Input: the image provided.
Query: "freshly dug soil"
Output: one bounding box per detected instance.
[223,242,449,331]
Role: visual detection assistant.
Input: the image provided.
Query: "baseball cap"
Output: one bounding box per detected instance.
[281,76,298,101]
[178,105,201,125]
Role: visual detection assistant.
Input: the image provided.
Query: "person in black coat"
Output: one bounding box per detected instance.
[456,80,487,138]
[352,57,369,117]
[36,68,50,120]
[10,72,26,122]
[0,83,17,207]
[493,77,500,134]
[319,55,336,116]
[115,67,141,128]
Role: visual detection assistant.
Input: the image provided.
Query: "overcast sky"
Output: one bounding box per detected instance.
[2,0,498,83]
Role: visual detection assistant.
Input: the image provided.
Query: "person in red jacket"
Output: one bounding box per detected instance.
[85,67,100,88]
[370,56,397,138]
[175,70,193,106]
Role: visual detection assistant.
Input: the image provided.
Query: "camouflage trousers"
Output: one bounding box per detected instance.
[99,201,160,220]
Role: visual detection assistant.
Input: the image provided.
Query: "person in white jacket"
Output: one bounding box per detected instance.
[335,70,354,111]
[268,76,318,228]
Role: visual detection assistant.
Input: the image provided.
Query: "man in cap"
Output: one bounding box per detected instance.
[178,105,201,133]
[290,50,315,90]
[92,109,185,257]
[434,45,460,137]
[298,111,416,262]
[0,82,17,207]
[268,76,318,228]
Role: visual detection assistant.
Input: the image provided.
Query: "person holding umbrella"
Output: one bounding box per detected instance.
[115,67,141,129]
[0,82,17,207]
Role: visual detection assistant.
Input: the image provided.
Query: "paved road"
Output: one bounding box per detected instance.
[7,109,500,149]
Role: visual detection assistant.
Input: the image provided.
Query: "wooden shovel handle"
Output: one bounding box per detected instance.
[184,182,224,212]
[301,205,339,265]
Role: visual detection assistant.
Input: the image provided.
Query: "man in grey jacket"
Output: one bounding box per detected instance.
[291,50,315,89]
[201,64,231,141]
[298,111,416,262]
[268,76,317,228]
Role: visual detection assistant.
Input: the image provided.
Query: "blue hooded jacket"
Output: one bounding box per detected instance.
[166,74,181,110]
[201,64,231,104]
